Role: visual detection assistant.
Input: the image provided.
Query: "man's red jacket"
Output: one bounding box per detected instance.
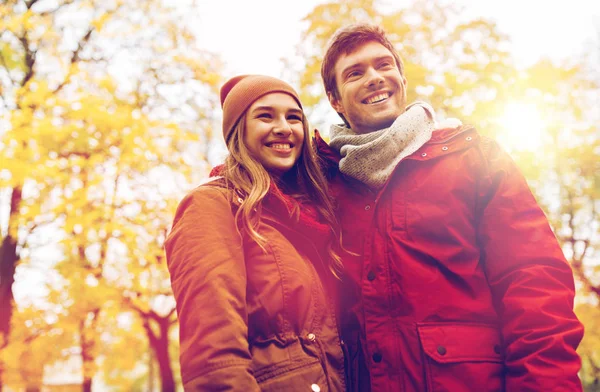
[316,125,584,391]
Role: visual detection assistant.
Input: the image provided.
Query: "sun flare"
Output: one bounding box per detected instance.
[498,103,546,151]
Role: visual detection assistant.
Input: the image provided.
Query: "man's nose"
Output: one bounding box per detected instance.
[365,67,384,88]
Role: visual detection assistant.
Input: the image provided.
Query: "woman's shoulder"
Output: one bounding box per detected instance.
[181,177,233,205]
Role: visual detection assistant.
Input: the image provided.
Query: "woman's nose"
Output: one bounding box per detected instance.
[273,118,292,136]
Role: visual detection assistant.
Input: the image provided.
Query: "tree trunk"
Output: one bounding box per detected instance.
[148,349,155,391]
[79,310,99,392]
[142,313,175,392]
[0,187,23,392]
[155,318,175,392]
[0,187,22,340]
[82,378,92,392]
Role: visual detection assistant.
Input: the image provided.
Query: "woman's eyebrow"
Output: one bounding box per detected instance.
[250,106,274,112]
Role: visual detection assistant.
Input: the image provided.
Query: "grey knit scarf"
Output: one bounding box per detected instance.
[328,102,436,189]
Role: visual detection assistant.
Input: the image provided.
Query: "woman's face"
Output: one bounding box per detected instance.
[243,92,305,177]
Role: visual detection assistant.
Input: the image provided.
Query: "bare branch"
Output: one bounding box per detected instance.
[52,27,95,94]
[17,34,36,88]
[141,317,159,347]
[571,258,600,298]
[38,0,77,17]
[25,0,41,10]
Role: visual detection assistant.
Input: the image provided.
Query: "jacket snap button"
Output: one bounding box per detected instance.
[307,333,316,342]
[437,345,447,355]
[442,146,449,151]
[466,136,472,141]
[365,204,371,211]
[372,352,383,363]
[237,197,243,203]
[367,271,376,281]
[421,152,427,157]
[494,344,502,354]
[311,384,321,392]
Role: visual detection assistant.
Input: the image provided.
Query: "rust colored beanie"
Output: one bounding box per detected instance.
[220,75,302,142]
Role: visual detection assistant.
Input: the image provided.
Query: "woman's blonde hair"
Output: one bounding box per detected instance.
[221,111,343,278]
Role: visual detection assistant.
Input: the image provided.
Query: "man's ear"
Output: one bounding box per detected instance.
[328,92,344,114]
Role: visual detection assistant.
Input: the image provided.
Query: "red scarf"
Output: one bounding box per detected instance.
[209,165,331,251]
[266,182,330,252]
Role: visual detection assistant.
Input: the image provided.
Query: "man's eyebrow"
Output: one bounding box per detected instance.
[340,63,362,77]
[375,54,395,62]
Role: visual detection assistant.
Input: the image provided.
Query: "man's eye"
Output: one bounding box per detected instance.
[346,70,361,79]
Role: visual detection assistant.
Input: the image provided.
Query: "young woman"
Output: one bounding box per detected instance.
[165,75,346,391]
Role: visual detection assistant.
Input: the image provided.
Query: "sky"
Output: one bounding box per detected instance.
[192,0,600,78]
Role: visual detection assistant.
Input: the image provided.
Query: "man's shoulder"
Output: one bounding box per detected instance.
[428,124,476,143]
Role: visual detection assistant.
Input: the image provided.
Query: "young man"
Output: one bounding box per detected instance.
[315,24,583,391]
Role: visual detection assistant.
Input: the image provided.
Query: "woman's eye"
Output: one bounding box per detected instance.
[257,113,272,119]
[287,114,302,121]
[379,62,392,68]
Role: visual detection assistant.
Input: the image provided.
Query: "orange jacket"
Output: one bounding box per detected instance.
[165,180,346,391]
[316,126,583,392]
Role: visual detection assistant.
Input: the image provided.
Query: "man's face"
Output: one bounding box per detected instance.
[329,41,407,134]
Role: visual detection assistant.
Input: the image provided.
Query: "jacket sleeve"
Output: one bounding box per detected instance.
[164,186,260,391]
[477,138,584,391]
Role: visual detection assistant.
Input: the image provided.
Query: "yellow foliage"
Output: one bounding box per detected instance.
[1,0,219,387]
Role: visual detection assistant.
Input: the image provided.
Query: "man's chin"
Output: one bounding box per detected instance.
[355,117,397,134]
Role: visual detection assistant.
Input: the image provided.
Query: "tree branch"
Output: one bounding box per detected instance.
[52,27,95,94]
[25,0,41,10]
[17,34,36,88]
[38,0,78,17]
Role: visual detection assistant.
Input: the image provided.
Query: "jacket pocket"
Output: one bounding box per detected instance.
[417,323,505,392]
[256,359,328,392]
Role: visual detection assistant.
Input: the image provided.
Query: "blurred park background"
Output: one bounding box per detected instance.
[0,0,598,390]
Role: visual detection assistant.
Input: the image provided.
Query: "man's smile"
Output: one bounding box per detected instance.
[362,91,392,105]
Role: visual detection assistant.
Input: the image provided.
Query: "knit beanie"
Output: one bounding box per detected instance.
[220,75,302,142]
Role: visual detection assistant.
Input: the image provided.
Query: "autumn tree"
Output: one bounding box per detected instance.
[511,58,599,387]
[1,0,220,390]
[288,0,516,134]
[577,303,600,388]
